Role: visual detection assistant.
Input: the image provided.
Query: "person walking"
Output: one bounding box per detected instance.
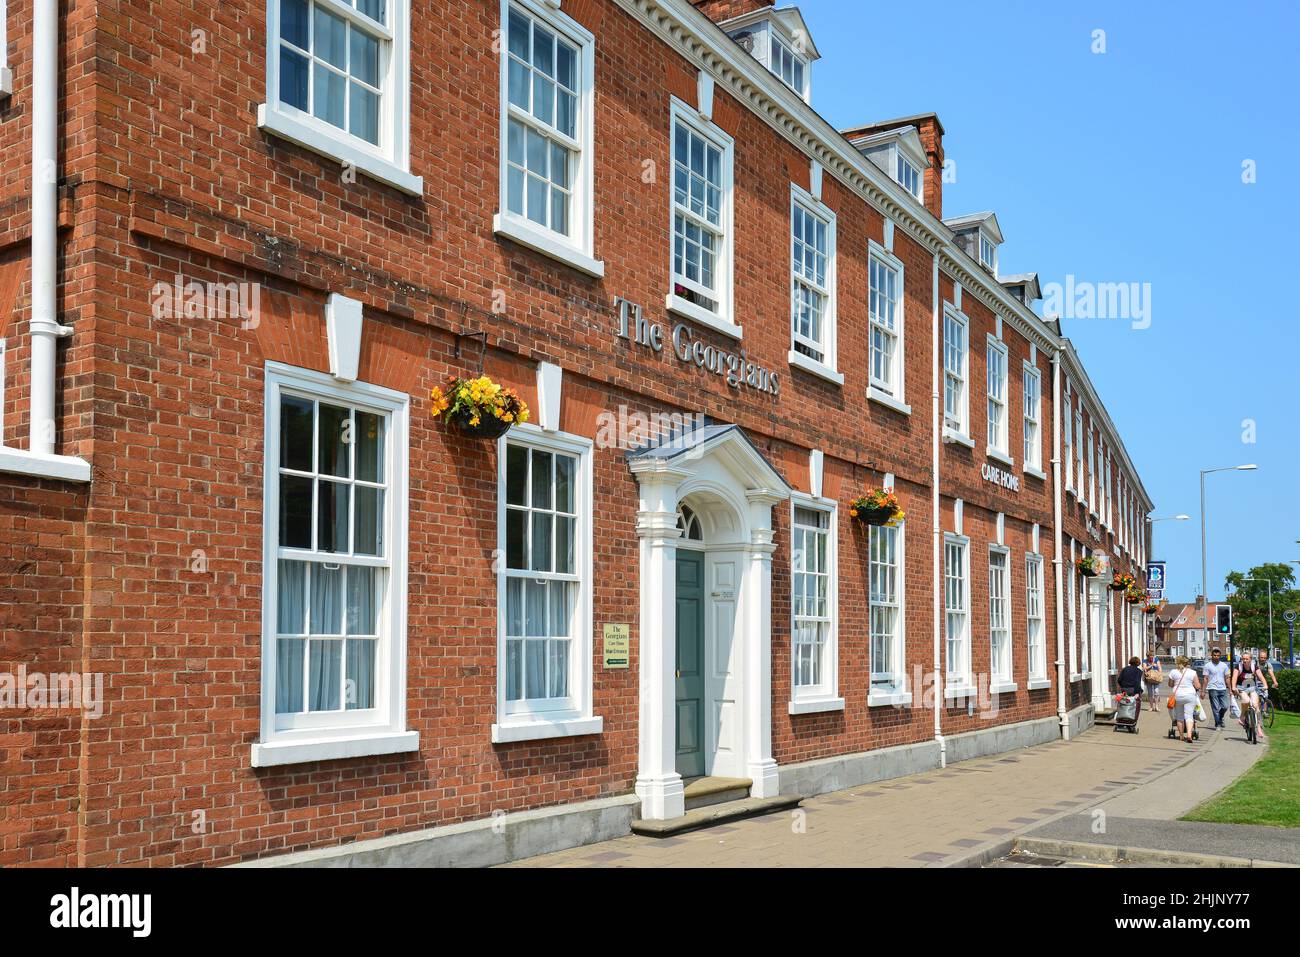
[1118,656,1145,729]
[1202,647,1231,730]
[1166,655,1202,743]
[1142,652,1163,713]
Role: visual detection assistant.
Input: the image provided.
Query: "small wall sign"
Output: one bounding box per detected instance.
[603,624,631,669]
[980,462,1020,492]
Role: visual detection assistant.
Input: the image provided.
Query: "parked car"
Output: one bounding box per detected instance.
[1190,658,1206,683]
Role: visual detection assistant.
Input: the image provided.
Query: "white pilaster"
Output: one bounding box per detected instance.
[632,464,688,820]
[743,489,783,798]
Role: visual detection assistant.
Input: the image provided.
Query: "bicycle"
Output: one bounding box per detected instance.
[1259,685,1276,731]
[1238,685,1274,745]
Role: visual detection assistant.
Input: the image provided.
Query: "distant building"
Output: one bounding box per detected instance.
[1155,602,1225,658]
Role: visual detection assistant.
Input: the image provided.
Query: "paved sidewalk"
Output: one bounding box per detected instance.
[507,723,1219,868]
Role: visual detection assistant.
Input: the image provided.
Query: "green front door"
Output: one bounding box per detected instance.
[675,552,706,779]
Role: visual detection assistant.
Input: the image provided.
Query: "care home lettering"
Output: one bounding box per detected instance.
[981,462,1020,492]
[615,298,780,396]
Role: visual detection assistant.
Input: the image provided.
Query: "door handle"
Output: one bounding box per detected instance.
[676,669,681,678]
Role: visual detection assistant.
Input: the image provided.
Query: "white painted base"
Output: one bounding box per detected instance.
[635,773,685,821]
[746,758,781,799]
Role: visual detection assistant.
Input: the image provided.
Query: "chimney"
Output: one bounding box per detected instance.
[841,113,945,220]
[691,0,776,24]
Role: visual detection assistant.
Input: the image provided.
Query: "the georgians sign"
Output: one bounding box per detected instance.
[981,462,1021,492]
[615,298,780,396]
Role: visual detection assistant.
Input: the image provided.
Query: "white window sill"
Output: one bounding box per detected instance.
[1023,464,1047,481]
[665,294,742,340]
[1070,673,1083,683]
[866,386,911,416]
[1027,678,1052,690]
[787,350,844,386]
[868,690,913,708]
[257,104,423,196]
[788,695,846,716]
[493,214,605,279]
[250,730,419,768]
[944,682,978,700]
[0,66,12,97]
[491,715,604,744]
[942,426,975,448]
[989,680,1019,694]
[986,447,1015,468]
[0,448,92,483]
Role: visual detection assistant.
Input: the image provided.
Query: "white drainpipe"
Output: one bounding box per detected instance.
[29,0,72,455]
[1051,347,1069,738]
[931,253,945,767]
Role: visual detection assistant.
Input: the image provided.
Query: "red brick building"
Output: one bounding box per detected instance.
[0,0,1154,867]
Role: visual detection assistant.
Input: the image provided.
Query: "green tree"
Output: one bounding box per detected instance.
[1224,563,1300,660]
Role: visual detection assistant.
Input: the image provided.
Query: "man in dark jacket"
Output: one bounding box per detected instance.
[1118,656,1146,726]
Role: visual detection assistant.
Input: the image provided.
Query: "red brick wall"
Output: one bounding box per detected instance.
[691,0,775,23]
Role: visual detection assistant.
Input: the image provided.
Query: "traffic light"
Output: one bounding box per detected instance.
[1216,604,1233,635]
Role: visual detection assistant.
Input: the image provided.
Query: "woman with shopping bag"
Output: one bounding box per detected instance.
[1166,656,1202,743]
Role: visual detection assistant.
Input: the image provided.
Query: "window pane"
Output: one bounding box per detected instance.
[279,47,309,111]
[531,512,553,572]
[277,560,307,634]
[279,475,313,548]
[354,410,384,483]
[346,565,377,635]
[345,638,375,709]
[313,63,346,129]
[506,510,527,569]
[508,57,530,109]
[506,638,523,701]
[507,578,524,636]
[525,580,546,636]
[280,395,314,472]
[280,0,309,48]
[314,6,347,68]
[318,404,351,477]
[349,83,379,144]
[531,450,553,508]
[506,444,528,505]
[508,9,529,59]
[555,516,574,575]
[356,0,384,23]
[350,30,380,86]
[525,639,546,700]
[548,639,569,699]
[549,580,571,637]
[276,638,305,714]
[311,563,344,634]
[308,639,342,710]
[317,479,349,553]
[354,486,382,556]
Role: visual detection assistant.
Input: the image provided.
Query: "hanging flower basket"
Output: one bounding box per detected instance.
[1124,586,1146,605]
[1075,556,1099,577]
[849,489,904,527]
[1110,571,1137,592]
[1142,602,1160,615]
[431,375,529,440]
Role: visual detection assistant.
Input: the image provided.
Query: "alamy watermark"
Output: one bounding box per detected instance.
[1042,274,1152,330]
[150,274,261,329]
[1,665,104,718]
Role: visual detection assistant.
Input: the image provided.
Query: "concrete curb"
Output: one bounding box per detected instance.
[1012,837,1296,869]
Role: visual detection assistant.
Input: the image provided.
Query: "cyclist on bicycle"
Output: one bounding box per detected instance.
[1231,652,1278,740]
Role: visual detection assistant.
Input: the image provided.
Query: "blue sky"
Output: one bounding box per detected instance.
[799,0,1300,603]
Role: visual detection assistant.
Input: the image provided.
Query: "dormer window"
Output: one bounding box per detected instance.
[896,154,922,200]
[722,6,819,103]
[979,234,997,270]
[943,212,1003,278]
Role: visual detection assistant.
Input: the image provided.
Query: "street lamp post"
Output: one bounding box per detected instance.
[1200,464,1257,664]
[1239,576,1273,661]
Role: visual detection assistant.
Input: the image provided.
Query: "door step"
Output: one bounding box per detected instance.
[632,793,802,838]
[683,776,752,811]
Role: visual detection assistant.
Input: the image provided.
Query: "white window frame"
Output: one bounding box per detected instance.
[258,0,421,195]
[493,0,602,278]
[665,97,737,340]
[988,544,1014,691]
[978,231,997,272]
[1075,403,1085,506]
[1026,552,1047,685]
[1063,385,1074,492]
[867,240,907,412]
[787,184,841,384]
[0,0,11,96]
[788,495,843,713]
[253,362,416,767]
[985,334,1011,463]
[493,424,600,742]
[944,533,973,693]
[767,28,810,101]
[1079,551,1091,677]
[1067,544,1080,680]
[868,521,909,705]
[942,304,970,442]
[1022,361,1043,475]
[1087,426,1097,513]
[896,152,922,201]
[0,338,6,443]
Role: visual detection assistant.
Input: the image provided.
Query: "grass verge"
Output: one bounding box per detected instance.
[1182,711,1300,827]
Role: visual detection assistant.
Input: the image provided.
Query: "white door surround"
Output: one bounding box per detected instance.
[1088,580,1111,711]
[629,426,789,821]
